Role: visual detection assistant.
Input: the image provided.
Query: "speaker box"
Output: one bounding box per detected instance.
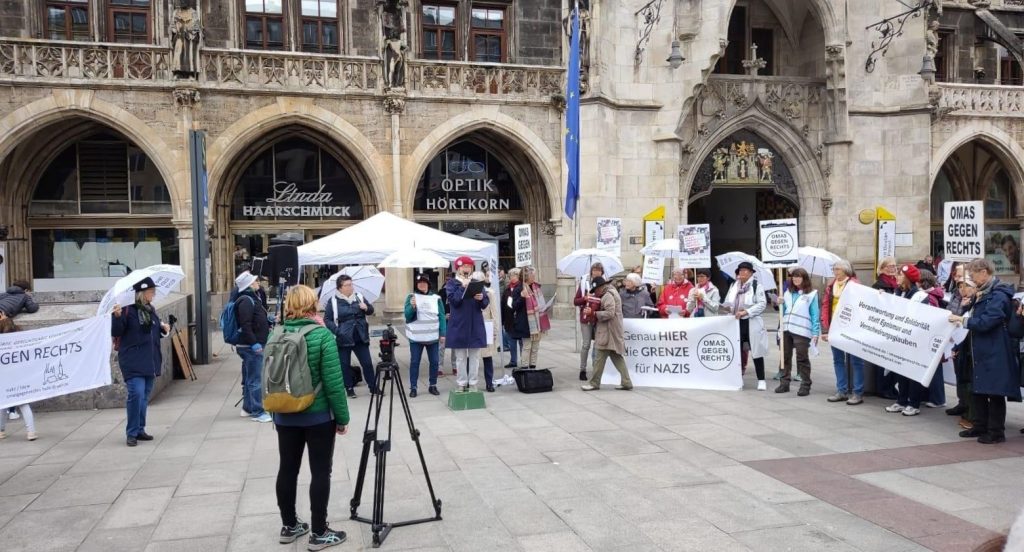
[267,244,300,286]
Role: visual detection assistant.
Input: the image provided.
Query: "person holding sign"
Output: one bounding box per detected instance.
[111,277,170,447]
[657,268,694,318]
[403,274,446,397]
[687,269,721,318]
[573,262,605,381]
[723,262,769,390]
[514,267,550,370]
[445,256,490,391]
[776,268,820,396]
[821,260,867,405]
[580,277,633,392]
[884,265,932,416]
[0,315,36,442]
[949,259,1021,444]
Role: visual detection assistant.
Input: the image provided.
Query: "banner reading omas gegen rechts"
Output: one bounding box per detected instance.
[828,282,956,386]
[600,317,743,391]
[0,315,113,409]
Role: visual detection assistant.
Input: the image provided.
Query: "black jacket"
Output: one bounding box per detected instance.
[0,286,39,317]
[111,304,165,379]
[234,289,270,346]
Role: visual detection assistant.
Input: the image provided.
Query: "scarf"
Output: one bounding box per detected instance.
[525,282,550,334]
[733,279,751,315]
[878,274,898,290]
[694,282,713,315]
[135,300,153,328]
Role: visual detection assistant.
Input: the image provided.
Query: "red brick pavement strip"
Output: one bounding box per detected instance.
[745,438,1024,551]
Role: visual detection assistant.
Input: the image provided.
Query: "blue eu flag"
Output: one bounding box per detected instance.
[564,4,581,220]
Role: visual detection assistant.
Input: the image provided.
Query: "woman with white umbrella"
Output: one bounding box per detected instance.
[723,262,769,390]
[111,277,170,447]
[324,275,377,399]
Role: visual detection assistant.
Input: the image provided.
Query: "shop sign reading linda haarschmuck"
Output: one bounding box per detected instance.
[242,182,354,218]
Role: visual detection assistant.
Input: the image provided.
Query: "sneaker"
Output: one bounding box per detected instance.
[280,520,310,544]
[346,389,357,399]
[409,388,417,398]
[308,527,347,551]
[924,402,945,408]
[756,380,767,391]
[428,385,440,396]
[239,408,251,417]
[9,411,20,420]
[252,412,272,423]
[580,383,598,391]
[25,432,38,441]
[846,395,864,405]
[885,402,905,413]
[827,393,849,403]
[901,406,921,416]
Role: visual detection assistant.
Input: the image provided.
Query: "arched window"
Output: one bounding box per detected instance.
[414,141,524,214]
[28,132,177,286]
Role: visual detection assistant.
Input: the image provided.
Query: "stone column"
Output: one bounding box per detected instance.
[173,87,201,301]
[383,95,408,320]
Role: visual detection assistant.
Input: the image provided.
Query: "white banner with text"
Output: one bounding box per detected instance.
[601,317,742,391]
[828,282,956,386]
[0,315,113,409]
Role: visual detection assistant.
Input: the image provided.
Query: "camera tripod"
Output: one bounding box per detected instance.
[350,360,442,547]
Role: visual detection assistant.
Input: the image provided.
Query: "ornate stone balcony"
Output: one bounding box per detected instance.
[937,83,1024,117]
[0,38,564,104]
[0,38,171,83]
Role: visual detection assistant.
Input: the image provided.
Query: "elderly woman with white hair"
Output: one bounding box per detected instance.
[820,259,868,405]
[620,273,655,318]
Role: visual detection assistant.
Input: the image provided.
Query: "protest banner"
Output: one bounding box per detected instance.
[596,217,622,256]
[759,218,799,266]
[943,200,984,263]
[601,317,742,391]
[642,255,664,284]
[0,315,113,410]
[677,224,711,268]
[828,282,956,386]
[514,224,532,267]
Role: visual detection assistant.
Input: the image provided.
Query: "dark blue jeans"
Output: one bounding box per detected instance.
[502,331,520,366]
[236,346,266,416]
[125,375,155,438]
[340,341,377,393]
[408,341,439,390]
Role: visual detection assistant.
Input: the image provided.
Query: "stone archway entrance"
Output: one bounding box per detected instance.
[688,130,800,287]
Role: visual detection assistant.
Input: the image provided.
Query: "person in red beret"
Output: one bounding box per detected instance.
[883,264,931,416]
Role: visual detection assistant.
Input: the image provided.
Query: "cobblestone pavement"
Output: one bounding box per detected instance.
[1,317,1022,552]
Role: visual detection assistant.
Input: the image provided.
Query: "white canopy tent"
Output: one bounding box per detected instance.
[298,211,498,269]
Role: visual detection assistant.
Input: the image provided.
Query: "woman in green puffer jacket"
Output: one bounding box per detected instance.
[273,285,350,550]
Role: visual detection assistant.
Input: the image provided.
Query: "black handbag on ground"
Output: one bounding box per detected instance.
[512,368,553,394]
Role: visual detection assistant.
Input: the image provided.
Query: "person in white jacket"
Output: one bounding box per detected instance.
[722,262,769,390]
[687,268,721,317]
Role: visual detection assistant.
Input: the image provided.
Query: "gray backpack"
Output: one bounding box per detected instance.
[262,324,322,414]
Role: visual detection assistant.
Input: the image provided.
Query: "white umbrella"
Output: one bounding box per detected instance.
[715,252,778,291]
[640,238,680,259]
[376,248,450,269]
[557,248,624,278]
[790,246,841,277]
[318,265,385,309]
[96,264,185,315]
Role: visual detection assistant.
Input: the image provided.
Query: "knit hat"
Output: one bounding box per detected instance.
[235,271,258,292]
[900,264,921,284]
[735,261,755,276]
[133,277,158,292]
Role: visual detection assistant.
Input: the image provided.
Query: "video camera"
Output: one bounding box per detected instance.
[379,323,399,364]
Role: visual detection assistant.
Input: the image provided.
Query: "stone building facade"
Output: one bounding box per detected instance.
[1,0,1023,321]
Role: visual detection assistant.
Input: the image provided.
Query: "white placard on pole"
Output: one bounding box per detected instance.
[644,220,665,246]
[759,218,799,266]
[514,224,532,267]
[596,217,622,256]
[943,201,984,263]
[878,219,896,266]
[642,255,665,284]
[677,224,711,268]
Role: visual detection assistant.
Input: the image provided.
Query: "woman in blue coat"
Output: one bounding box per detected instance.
[949,259,1022,444]
[111,277,169,447]
[324,274,377,398]
[444,256,489,390]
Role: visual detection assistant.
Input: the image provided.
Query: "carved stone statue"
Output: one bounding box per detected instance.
[379,0,407,90]
[171,0,202,79]
[925,19,941,61]
[562,4,591,93]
